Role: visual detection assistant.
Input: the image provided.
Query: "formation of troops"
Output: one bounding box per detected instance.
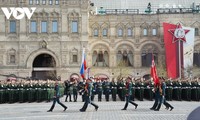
[0,77,200,105]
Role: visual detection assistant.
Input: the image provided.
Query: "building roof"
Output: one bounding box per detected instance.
[91,0,200,13]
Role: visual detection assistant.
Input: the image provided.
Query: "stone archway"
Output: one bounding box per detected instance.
[32,54,57,80]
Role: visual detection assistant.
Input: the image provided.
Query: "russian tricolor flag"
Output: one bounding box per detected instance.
[80,48,87,79]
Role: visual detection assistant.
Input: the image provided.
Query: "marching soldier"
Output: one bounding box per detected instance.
[110,78,117,101]
[47,80,67,112]
[79,79,99,112]
[121,77,138,110]
[150,82,162,111]
[91,79,96,101]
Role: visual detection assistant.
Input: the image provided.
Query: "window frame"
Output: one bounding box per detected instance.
[118,28,123,37]
[72,55,78,63]
[30,20,37,33]
[143,28,148,36]
[71,21,78,33]
[41,21,48,33]
[52,20,58,33]
[152,28,157,36]
[29,0,33,5]
[127,28,132,37]
[42,0,46,5]
[10,20,16,33]
[55,0,59,5]
[102,28,108,37]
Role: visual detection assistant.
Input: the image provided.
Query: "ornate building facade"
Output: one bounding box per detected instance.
[0,0,200,80]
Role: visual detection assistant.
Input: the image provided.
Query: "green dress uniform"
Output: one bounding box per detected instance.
[131,82,136,101]
[121,81,126,101]
[191,81,199,101]
[136,82,144,101]
[110,81,117,101]
[73,82,78,102]
[172,81,182,101]
[96,81,103,101]
[7,83,15,103]
[18,83,25,103]
[46,82,52,102]
[0,82,6,103]
[165,80,173,101]
[35,83,43,102]
[103,81,110,101]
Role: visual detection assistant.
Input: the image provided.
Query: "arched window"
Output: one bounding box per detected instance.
[127,28,132,37]
[118,28,123,37]
[193,50,200,67]
[94,29,98,37]
[152,28,157,36]
[143,28,147,36]
[102,28,107,37]
[195,28,199,36]
[117,50,133,67]
[92,51,109,67]
[141,51,158,67]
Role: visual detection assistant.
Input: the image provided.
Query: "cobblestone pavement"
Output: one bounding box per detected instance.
[0,96,199,120]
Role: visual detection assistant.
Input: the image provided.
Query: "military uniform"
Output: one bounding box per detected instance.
[96,80,103,101]
[103,80,110,101]
[182,80,191,101]
[18,82,25,103]
[165,80,173,101]
[0,81,6,103]
[73,82,78,102]
[47,81,67,112]
[110,80,117,101]
[79,79,98,112]
[136,80,144,101]
[172,80,182,101]
[121,79,138,110]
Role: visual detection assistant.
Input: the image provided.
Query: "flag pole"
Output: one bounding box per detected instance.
[178,40,181,79]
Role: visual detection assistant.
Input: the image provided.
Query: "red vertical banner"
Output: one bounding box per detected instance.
[163,23,179,79]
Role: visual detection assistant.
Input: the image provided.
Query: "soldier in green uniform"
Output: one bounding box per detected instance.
[117,78,123,101]
[73,80,78,102]
[121,77,138,110]
[96,78,103,101]
[103,78,110,101]
[18,80,25,103]
[130,78,136,101]
[184,79,191,101]
[165,78,173,101]
[191,78,198,101]
[136,78,144,101]
[47,80,67,112]
[0,81,6,103]
[110,78,117,101]
[172,79,182,101]
[121,78,126,101]
[7,80,16,103]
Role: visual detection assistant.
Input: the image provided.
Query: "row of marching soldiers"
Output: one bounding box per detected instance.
[65,77,200,102]
[0,79,65,104]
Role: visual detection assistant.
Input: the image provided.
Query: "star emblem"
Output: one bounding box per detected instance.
[168,23,190,43]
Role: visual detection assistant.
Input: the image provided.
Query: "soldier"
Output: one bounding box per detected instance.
[91,78,96,101]
[121,78,126,101]
[79,79,99,112]
[65,80,72,102]
[7,80,16,103]
[96,78,103,101]
[131,78,136,101]
[0,81,6,103]
[165,78,173,101]
[73,80,78,102]
[47,80,67,112]
[172,79,182,101]
[103,78,110,101]
[182,79,191,101]
[154,77,174,111]
[18,80,25,103]
[121,77,138,110]
[110,78,117,101]
[150,82,162,111]
[136,78,144,101]
[191,78,200,101]
[117,78,123,101]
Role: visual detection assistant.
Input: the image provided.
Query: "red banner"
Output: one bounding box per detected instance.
[163,23,179,79]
